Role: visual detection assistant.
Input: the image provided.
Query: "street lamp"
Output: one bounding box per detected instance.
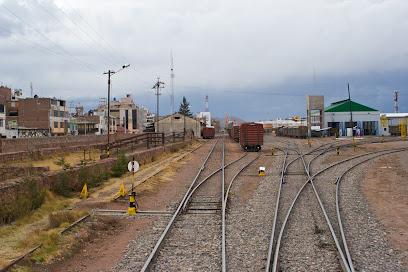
[103,64,130,157]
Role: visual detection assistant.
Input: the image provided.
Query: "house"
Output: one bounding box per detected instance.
[154,113,204,137]
[324,100,380,136]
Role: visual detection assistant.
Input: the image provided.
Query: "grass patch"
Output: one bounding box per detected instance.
[48,210,88,229]
[170,147,179,153]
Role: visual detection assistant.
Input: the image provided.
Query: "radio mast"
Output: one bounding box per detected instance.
[170,51,175,114]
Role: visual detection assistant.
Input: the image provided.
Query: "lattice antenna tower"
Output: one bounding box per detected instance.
[170,51,175,114]
[394,90,399,113]
[205,95,209,112]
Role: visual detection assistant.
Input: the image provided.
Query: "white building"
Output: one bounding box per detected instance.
[323,99,380,136]
[379,113,408,136]
[197,112,211,127]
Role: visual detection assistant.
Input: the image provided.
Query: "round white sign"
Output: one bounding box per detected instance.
[127,161,140,172]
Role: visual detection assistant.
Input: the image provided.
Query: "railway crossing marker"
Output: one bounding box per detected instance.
[126,156,140,215]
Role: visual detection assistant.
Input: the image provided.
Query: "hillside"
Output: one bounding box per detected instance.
[213,116,246,128]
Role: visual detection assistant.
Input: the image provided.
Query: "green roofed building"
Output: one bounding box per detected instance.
[324,99,380,136]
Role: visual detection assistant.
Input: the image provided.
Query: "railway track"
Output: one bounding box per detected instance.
[266,138,408,271]
[141,134,261,271]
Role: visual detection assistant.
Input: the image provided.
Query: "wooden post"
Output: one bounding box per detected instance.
[162,133,164,145]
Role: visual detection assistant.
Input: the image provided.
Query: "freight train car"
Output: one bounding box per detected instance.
[231,126,240,142]
[276,126,308,138]
[239,122,263,151]
[202,127,215,139]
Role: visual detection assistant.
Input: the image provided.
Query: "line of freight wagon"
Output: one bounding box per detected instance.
[275,126,308,138]
[225,122,263,152]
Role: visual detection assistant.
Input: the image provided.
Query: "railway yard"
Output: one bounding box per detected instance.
[1,134,408,271]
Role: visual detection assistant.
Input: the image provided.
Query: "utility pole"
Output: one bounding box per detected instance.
[152,77,164,134]
[104,70,114,157]
[348,83,355,144]
[103,64,130,157]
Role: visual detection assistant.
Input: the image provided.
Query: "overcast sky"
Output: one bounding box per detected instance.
[1,0,407,121]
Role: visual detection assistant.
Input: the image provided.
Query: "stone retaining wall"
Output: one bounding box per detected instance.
[0,140,194,202]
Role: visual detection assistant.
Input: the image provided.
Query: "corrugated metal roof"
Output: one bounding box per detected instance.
[325,100,378,112]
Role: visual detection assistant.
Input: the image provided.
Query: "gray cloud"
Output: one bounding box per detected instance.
[0,0,407,120]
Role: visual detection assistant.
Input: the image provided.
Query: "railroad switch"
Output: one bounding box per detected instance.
[336,147,340,155]
[258,167,265,176]
[126,191,139,215]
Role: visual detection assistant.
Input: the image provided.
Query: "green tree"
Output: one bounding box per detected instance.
[178,96,193,117]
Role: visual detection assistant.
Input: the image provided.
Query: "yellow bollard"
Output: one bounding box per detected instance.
[336,147,340,155]
[381,138,384,143]
[307,140,311,147]
[126,191,138,215]
[270,147,274,155]
[258,167,265,176]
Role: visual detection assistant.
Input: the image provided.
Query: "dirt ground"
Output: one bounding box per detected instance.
[22,140,208,271]
[361,147,408,267]
[4,137,408,271]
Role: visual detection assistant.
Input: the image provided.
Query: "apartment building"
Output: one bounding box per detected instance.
[18,96,70,136]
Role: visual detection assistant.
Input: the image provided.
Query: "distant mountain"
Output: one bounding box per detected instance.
[213,116,246,128]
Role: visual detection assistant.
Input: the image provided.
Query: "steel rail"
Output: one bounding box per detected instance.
[140,138,220,272]
[222,134,226,272]
[272,147,352,272]
[272,146,408,272]
[265,147,288,272]
[222,153,261,271]
[114,142,205,201]
[335,147,408,272]
[181,153,248,212]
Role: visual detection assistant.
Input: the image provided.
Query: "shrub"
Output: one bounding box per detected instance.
[170,147,179,153]
[53,156,70,170]
[23,177,46,211]
[52,172,72,197]
[110,151,128,177]
[0,178,46,224]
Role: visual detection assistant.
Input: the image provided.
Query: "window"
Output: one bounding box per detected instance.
[60,122,64,128]
[51,99,57,105]
[0,119,3,127]
[54,122,58,128]
[0,104,4,113]
[59,111,64,117]
[384,128,387,131]
[53,110,58,117]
